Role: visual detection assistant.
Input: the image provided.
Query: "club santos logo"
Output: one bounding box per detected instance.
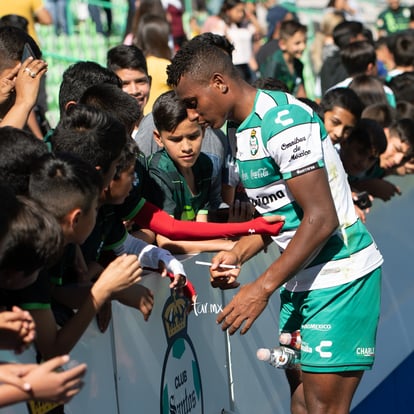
[249,129,259,156]
[160,291,204,414]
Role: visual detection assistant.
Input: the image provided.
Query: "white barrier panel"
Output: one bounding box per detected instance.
[1,174,413,413]
[351,175,414,410]
[110,258,232,414]
[0,254,236,414]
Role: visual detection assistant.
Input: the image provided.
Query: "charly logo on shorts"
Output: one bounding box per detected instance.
[356,347,375,357]
[302,323,331,332]
[249,129,259,156]
[315,340,333,358]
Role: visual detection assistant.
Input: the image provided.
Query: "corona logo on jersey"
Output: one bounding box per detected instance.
[160,290,204,414]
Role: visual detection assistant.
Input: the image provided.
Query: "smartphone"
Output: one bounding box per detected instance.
[21,42,36,62]
[354,191,372,210]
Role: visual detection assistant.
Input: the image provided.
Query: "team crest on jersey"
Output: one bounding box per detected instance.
[249,129,259,156]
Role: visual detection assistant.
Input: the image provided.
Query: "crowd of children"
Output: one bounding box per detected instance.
[0,0,413,411]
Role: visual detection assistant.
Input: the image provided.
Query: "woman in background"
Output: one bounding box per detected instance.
[202,0,261,83]
[134,13,172,114]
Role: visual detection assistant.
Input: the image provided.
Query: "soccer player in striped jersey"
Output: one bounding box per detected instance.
[167,33,383,414]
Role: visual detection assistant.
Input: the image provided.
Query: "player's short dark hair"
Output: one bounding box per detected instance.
[167,33,238,88]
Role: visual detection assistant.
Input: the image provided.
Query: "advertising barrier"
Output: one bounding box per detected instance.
[1,175,413,413]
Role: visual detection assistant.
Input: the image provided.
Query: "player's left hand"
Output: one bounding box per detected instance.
[216,279,269,335]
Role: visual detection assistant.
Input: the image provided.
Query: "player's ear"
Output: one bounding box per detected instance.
[211,72,228,94]
[64,101,76,112]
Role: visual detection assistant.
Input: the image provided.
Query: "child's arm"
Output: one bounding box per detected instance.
[111,284,154,322]
[352,178,401,201]
[0,363,33,391]
[155,234,236,254]
[30,255,142,359]
[132,199,284,240]
[0,356,86,407]
[112,234,187,288]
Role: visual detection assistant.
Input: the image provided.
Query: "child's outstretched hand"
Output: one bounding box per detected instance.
[113,284,154,322]
[96,254,143,297]
[158,260,187,289]
[22,355,87,404]
[161,269,196,309]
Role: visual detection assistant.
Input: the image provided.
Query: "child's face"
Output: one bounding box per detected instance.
[395,156,414,175]
[104,163,135,205]
[72,195,100,245]
[335,0,348,9]
[155,119,203,171]
[116,68,151,113]
[324,106,357,144]
[387,0,400,10]
[375,43,395,71]
[280,31,307,60]
[380,135,412,170]
[340,141,378,176]
[100,156,122,196]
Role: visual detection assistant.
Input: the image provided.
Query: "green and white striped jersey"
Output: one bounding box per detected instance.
[235,90,383,292]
